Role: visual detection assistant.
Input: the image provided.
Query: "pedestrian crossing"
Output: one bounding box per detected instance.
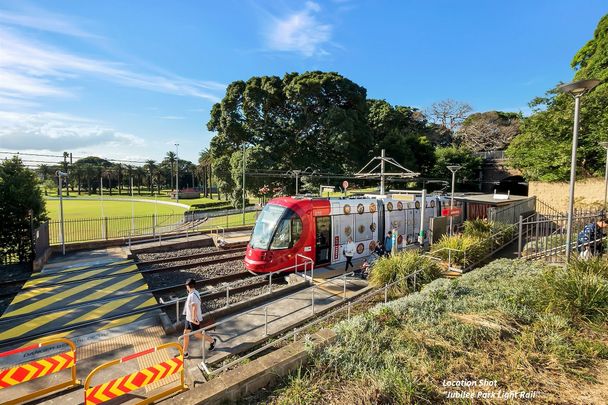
[0,258,158,346]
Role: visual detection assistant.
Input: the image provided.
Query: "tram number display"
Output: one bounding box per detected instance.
[334,236,340,260]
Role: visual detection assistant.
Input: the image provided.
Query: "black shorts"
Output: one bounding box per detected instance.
[184,320,200,331]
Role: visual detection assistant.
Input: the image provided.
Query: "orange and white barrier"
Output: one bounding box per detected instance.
[0,338,78,405]
[84,342,185,405]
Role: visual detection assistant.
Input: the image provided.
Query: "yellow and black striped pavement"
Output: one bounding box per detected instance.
[0,257,158,346]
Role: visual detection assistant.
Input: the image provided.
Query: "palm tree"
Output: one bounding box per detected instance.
[37,164,52,195]
[165,151,177,191]
[135,166,146,196]
[116,164,124,195]
[199,149,212,198]
[144,160,157,194]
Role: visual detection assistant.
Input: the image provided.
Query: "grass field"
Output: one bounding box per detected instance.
[45,199,187,221]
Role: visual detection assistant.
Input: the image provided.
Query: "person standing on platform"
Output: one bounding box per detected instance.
[344,237,356,272]
[384,231,393,256]
[182,278,216,359]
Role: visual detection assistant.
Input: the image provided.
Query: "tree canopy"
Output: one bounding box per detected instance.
[0,157,47,263]
[507,14,608,181]
[456,111,521,152]
[206,71,446,205]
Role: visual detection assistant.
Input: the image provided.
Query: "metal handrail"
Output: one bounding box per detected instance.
[193,267,424,376]
[163,258,312,323]
[178,266,353,372]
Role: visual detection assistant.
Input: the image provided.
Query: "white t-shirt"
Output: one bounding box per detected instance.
[344,242,356,257]
[183,290,203,322]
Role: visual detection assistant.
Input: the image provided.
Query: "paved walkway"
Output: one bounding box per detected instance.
[0,248,158,349]
[186,273,370,371]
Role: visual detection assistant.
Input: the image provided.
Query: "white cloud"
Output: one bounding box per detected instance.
[265,2,332,57]
[0,24,225,106]
[160,116,185,120]
[0,4,100,38]
[0,111,145,152]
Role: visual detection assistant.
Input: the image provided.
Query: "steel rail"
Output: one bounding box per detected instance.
[135,247,244,265]
[0,254,245,298]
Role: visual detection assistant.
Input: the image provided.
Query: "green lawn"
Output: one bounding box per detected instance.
[45,199,187,221]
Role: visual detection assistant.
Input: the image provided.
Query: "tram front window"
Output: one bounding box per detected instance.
[270,214,302,250]
[250,204,286,250]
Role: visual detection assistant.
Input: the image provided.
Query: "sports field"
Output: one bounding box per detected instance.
[45,199,187,221]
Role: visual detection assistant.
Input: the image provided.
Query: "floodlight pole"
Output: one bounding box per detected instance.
[56,171,68,255]
[559,79,600,262]
[447,165,462,236]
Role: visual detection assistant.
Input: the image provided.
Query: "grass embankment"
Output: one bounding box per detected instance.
[265,257,608,404]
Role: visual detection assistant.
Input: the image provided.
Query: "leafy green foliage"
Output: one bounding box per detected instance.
[267,259,608,404]
[430,146,483,184]
[430,233,486,267]
[368,250,443,294]
[507,14,608,181]
[0,157,47,263]
[544,258,608,322]
[207,72,450,199]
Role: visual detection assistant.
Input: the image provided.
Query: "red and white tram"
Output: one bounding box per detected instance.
[244,194,450,274]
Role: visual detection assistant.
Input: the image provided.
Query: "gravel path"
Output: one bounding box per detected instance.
[143,258,247,290]
[136,246,227,261]
[138,252,244,270]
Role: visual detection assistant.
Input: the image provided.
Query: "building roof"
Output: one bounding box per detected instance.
[453,193,531,206]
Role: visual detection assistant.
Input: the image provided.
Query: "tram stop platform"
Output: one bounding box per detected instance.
[184,267,371,380]
[214,229,251,248]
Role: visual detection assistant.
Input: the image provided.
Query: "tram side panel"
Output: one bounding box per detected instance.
[330,198,379,265]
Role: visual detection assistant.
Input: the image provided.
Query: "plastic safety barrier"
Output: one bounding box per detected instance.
[0,338,78,405]
[84,342,185,405]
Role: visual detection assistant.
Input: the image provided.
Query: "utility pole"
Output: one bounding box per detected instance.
[447,165,462,236]
[175,143,180,203]
[56,171,68,255]
[380,149,385,195]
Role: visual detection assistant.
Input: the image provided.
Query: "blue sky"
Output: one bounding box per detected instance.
[0,0,606,165]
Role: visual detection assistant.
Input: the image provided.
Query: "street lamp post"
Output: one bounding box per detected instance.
[600,141,608,213]
[175,143,180,203]
[242,143,246,225]
[446,165,462,236]
[56,171,68,255]
[559,79,601,262]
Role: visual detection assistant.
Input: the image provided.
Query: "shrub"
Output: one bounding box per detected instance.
[430,234,487,267]
[189,200,232,210]
[369,250,443,294]
[543,257,608,322]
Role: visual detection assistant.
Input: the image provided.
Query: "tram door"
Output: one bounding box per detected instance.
[315,216,331,265]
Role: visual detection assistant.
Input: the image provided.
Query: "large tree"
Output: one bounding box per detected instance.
[425,99,473,146]
[507,14,608,181]
[430,146,483,185]
[0,157,47,264]
[207,71,371,205]
[367,99,436,174]
[455,111,521,152]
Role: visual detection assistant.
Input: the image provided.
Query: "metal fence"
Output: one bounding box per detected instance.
[48,208,260,245]
[488,196,536,224]
[518,208,604,262]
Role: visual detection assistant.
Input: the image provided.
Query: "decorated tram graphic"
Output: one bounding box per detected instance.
[244,194,466,274]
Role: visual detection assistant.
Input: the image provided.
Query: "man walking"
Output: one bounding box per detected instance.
[182,278,216,358]
[343,237,356,272]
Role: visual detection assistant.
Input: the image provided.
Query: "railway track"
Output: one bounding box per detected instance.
[0,251,246,299]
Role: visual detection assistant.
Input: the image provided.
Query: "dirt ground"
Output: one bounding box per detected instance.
[530,178,606,212]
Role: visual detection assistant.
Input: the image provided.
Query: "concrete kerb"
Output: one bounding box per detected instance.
[170,329,337,405]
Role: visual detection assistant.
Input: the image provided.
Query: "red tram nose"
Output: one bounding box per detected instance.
[244,247,273,272]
